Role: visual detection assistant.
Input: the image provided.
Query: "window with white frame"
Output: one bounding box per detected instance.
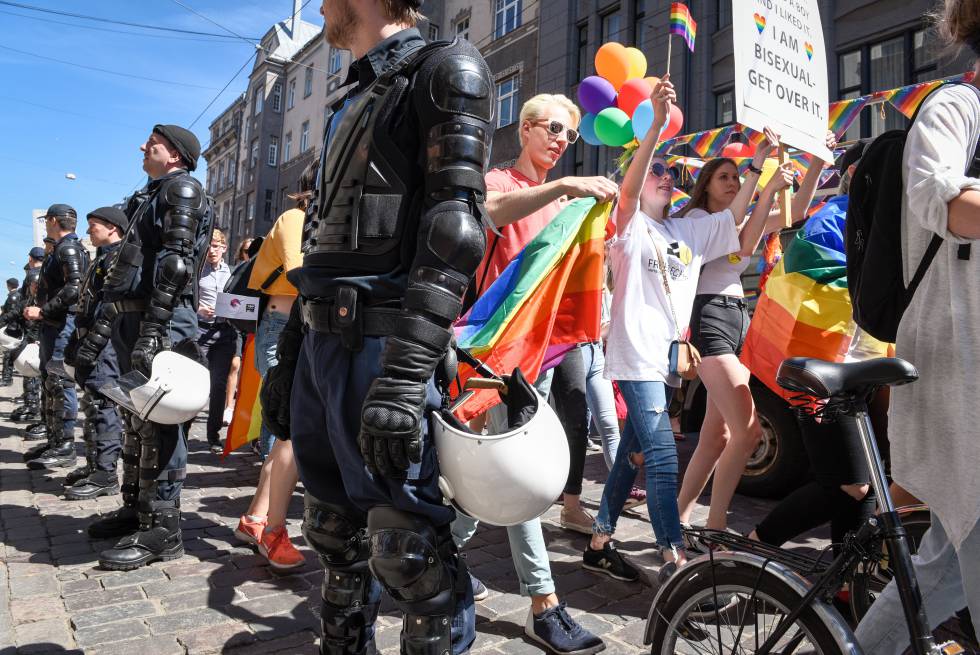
[329,49,343,75]
[304,67,313,97]
[218,161,225,188]
[284,132,292,162]
[288,79,296,109]
[253,85,263,116]
[496,75,519,128]
[272,82,282,112]
[249,139,259,169]
[455,17,470,40]
[428,23,439,41]
[301,121,310,152]
[268,136,279,166]
[494,0,522,39]
[246,192,255,222]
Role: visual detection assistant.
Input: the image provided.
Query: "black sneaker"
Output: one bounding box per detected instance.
[582,542,640,582]
[470,574,489,601]
[525,602,605,655]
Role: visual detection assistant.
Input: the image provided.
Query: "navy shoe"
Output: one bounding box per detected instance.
[470,574,489,601]
[525,602,605,655]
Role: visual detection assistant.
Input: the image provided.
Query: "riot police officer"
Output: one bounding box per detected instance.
[23,204,88,470]
[1,277,21,386]
[7,248,46,431]
[63,206,128,499]
[89,124,212,571]
[260,1,493,652]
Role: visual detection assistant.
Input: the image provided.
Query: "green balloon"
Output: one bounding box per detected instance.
[594,108,634,147]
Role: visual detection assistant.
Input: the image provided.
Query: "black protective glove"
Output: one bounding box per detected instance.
[132,322,171,377]
[72,335,102,371]
[358,376,427,479]
[259,303,303,440]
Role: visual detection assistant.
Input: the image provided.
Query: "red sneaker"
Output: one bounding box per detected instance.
[259,525,305,571]
[234,515,266,546]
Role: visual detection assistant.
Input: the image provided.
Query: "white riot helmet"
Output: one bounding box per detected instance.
[0,329,23,351]
[101,351,209,424]
[433,369,570,526]
[14,342,41,377]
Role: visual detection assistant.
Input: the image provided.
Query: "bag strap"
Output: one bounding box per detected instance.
[259,265,284,291]
[647,225,683,341]
[475,235,501,296]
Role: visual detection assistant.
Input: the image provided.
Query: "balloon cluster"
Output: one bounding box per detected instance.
[577,43,684,148]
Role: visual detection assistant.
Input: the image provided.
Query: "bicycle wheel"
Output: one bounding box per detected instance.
[650,559,847,655]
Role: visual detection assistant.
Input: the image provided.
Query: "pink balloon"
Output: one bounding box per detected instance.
[721,142,756,158]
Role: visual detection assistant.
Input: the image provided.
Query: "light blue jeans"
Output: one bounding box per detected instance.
[449,368,557,597]
[594,380,683,550]
[581,342,620,470]
[254,310,289,459]
[856,512,980,654]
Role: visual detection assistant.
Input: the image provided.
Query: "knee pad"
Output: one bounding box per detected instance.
[302,494,369,568]
[367,506,455,616]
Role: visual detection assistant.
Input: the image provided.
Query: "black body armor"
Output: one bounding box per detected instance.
[38,235,88,324]
[70,242,122,367]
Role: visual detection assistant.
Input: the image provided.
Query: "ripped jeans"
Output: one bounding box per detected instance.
[594,380,683,550]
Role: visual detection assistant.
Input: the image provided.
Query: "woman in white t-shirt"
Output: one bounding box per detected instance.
[675,133,835,537]
[581,78,794,579]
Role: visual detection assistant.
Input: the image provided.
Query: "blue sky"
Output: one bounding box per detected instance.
[0,0,322,285]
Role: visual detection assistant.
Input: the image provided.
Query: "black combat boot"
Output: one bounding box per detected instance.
[64,465,93,487]
[22,422,46,441]
[87,505,139,539]
[27,441,75,470]
[98,507,183,570]
[66,470,119,501]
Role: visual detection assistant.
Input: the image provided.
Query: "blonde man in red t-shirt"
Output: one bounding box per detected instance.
[454,94,618,655]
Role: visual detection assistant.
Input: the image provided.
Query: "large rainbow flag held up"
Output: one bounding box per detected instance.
[453,198,611,421]
[740,199,887,401]
[224,335,263,455]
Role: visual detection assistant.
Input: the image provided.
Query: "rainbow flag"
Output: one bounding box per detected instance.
[671,189,691,213]
[828,96,869,137]
[223,335,263,455]
[452,199,610,421]
[690,125,735,158]
[670,2,697,51]
[741,197,887,401]
[887,80,943,119]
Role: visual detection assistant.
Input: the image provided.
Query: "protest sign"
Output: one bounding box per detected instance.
[215,292,259,323]
[732,0,833,163]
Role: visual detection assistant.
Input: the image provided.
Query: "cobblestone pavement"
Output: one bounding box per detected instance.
[0,376,829,655]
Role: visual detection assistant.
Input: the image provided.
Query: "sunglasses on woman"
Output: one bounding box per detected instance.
[650,162,679,182]
[532,119,580,144]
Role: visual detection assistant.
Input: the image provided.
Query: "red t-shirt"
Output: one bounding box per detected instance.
[474,167,564,294]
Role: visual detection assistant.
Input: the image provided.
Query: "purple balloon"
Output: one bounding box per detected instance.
[577,76,617,115]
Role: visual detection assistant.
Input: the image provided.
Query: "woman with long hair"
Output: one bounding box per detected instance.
[581,77,793,579]
[676,131,836,536]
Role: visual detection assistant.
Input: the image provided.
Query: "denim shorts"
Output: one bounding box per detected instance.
[690,294,749,357]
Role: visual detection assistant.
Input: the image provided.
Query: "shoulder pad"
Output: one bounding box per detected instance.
[417,40,493,123]
[55,240,81,260]
[162,174,204,207]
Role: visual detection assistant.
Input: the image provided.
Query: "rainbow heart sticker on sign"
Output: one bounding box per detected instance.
[805,42,814,60]
[754,13,766,33]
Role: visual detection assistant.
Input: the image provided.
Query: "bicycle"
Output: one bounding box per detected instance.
[642,356,966,655]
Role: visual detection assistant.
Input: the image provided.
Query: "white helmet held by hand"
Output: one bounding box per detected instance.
[433,368,570,526]
[101,350,209,424]
[0,329,23,351]
[13,342,40,377]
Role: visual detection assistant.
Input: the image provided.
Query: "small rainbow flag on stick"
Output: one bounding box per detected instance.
[669,3,697,51]
[827,96,869,137]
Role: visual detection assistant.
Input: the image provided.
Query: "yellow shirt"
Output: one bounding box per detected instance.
[247,207,303,296]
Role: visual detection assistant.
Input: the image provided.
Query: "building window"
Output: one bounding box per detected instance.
[218,162,225,189]
[284,132,292,162]
[253,85,263,116]
[229,158,236,184]
[264,189,274,222]
[715,90,734,126]
[838,49,863,142]
[717,0,732,31]
[249,139,259,169]
[601,9,622,43]
[634,0,647,51]
[304,67,313,97]
[211,126,219,144]
[246,192,255,222]
[272,82,282,112]
[455,17,470,40]
[869,36,905,136]
[913,28,938,81]
[288,79,296,109]
[428,23,439,41]
[576,23,589,79]
[301,121,310,152]
[496,76,519,128]
[494,0,522,39]
[329,49,343,75]
[268,136,279,166]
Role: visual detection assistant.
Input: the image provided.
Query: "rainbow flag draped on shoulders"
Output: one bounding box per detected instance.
[452,198,611,421]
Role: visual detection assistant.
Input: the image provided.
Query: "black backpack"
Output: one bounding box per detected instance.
[221,237,283,333]
[845,82,980,342]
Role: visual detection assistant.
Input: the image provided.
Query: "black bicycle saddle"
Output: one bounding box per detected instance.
[776,357,919,398]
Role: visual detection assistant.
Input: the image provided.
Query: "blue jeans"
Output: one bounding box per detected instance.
[254,310,289,459]
[856,512,980,654]
[595,380,682,550]
[581,342,620,470]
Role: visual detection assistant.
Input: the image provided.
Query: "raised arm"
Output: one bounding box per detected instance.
[760,130,837,234]
[737,162,795,257]
[487,178,617,227]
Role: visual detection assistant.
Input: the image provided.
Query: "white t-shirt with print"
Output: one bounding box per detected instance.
[688,207,752,296]
[605,207,740,385]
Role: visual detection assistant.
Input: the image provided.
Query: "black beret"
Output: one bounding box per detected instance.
[29,247,45,260]
[152,124,201,172]
[7,278,18,287]
[44,203,76,219]
[87,206,129,233]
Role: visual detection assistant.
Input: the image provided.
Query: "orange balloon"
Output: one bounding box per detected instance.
[595,42,630,91]
[625,47,647,80]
